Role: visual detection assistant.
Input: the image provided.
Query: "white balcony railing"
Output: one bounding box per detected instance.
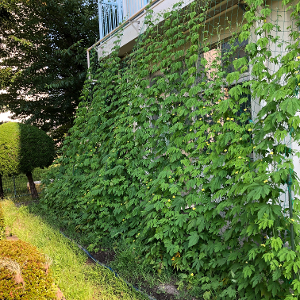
[98,0,150,40]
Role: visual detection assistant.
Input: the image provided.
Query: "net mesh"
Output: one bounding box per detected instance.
[91,0,300,216]
[55,1,300,295]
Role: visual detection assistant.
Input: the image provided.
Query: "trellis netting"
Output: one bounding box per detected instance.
[42,0,300,298]
[1,169,46,199]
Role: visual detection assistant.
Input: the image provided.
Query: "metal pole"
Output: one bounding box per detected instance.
[118,0,123,25]
[87,48,90,69]
[287,173,296,280]
[122,0,127,19]
[13,175,17,198]
[87,49,92,80]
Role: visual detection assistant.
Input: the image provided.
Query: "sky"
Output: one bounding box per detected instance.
[0,87,16,122]
[0,111,16,123]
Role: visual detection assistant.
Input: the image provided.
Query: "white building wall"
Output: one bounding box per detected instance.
[248,1,299,207]
[97,0,194,58]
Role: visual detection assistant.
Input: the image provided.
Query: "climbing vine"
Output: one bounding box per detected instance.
[42,0,300,298]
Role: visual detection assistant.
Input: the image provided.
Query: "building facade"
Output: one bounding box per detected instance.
[90,0,300,183]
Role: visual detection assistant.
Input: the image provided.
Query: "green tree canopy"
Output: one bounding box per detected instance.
[0,0,99,142]
[0,122,55,198]
[0,1,13,108]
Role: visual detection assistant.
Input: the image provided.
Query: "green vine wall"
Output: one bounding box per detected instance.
[42,0,300,298]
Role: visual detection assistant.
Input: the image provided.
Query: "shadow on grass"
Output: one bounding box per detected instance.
[20,198,197,300]
[3,197,148,300]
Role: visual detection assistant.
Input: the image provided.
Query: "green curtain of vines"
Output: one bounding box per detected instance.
[42,0,300,299]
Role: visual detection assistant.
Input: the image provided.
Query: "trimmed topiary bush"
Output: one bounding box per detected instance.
[0,240,56,299]
[0,122,20,177]
[0,122,55,199]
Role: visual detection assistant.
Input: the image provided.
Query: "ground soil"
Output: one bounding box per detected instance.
[89,248,180,300]
[90,248,116,265]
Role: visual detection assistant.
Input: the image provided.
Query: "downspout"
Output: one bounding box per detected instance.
[87,39,103,79]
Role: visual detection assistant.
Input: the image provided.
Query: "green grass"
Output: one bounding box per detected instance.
[107,240,199,300]
[28,200,196,300]
[28,203,195,300]
[1,199,147,300]
[109,240,173,288]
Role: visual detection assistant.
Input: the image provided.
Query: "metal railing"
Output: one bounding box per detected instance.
[1,169,48,199]
[98,0,149,40]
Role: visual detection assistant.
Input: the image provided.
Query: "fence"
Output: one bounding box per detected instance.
[1,168,48,199]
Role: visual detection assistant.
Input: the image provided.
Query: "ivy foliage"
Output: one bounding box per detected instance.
[42,0,300,298]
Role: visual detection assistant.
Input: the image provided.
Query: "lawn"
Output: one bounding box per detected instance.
[1,199,147,300]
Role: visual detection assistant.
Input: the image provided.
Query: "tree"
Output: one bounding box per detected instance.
[0,122,55,199]
[0,1,12,112]
[0,1,12,27]
[0,0,99,143]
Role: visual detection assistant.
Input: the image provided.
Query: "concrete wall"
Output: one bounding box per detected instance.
[247,0,299,203]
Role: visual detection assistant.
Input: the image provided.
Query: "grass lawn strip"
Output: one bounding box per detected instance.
[1,199,147,300]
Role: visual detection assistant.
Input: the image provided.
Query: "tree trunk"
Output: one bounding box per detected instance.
[26,171,39,199]
[0,174,4,199]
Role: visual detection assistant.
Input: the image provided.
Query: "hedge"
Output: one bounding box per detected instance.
[0,240,56,299]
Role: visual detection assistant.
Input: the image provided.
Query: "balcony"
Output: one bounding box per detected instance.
[88,0,193,64]
[98,0,150,40]
[88,0,258,65]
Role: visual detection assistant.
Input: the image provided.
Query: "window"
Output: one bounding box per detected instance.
[221,38,248,74]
